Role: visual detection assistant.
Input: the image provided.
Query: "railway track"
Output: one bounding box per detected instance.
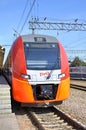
[26,106,86,130]
[70,84,86,91]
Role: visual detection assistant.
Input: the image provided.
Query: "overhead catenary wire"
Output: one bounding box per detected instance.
[19,0,36,34]
[17,0,30,31]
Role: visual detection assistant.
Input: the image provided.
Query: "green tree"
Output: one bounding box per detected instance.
[70,57,86,67]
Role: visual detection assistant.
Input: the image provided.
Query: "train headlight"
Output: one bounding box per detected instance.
[58,73,66,79]
[21,74,31,79]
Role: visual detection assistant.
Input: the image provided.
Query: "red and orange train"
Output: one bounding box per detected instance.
[3,34,70,107]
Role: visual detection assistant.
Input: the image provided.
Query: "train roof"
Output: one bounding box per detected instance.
[22,34,58,43]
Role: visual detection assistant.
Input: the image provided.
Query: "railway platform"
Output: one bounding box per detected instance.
[0,76,19,130]
[0,76,11,113]
[0,113,19,130]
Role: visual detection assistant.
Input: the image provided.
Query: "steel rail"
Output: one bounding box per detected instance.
[26,106,86,130]
[71,84,86,91]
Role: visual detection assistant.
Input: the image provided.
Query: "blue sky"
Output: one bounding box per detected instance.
[0,0,86,60]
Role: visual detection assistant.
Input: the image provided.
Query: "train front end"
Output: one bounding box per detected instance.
[12,34,70,107]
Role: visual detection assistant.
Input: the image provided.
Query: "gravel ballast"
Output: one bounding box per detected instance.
[57,88,86,126]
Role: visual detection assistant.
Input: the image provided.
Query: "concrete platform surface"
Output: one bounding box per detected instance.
[0,113,19,130]
[0,76,12,114]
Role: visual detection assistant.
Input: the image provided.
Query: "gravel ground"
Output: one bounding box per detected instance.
[16,108,36,130]
[57,88,86,126]
[16,114,36,130]
[70,79,86,86]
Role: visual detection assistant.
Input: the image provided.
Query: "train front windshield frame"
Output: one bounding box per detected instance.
[24,42,60,70]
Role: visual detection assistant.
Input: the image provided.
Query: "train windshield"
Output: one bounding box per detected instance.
[24,42,60,70]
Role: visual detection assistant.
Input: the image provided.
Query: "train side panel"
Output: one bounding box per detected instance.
[11,36,34,102]
[56,41,70,100]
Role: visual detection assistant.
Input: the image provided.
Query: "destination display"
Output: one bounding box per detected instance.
[24,42,57,48]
